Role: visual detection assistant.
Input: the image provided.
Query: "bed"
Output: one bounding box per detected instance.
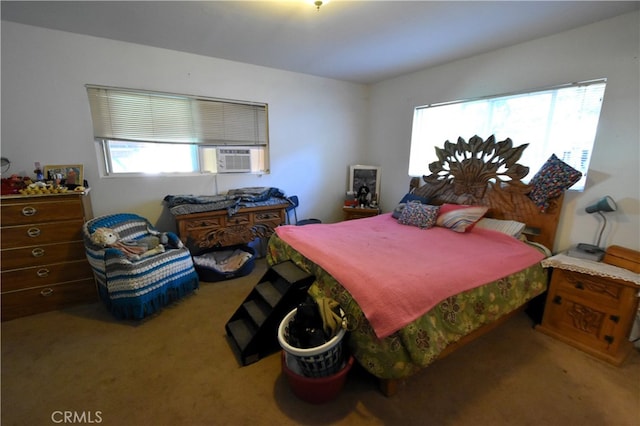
[266,135,574,396]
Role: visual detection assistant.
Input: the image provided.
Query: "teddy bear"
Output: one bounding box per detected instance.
[90,227,166,261]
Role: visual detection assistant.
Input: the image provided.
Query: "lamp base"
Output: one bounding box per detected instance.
[566,243,605,262]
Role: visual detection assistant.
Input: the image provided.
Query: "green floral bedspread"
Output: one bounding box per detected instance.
[267,233,547,380]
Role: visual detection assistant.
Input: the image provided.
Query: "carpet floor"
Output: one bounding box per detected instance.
[2,259,639,426]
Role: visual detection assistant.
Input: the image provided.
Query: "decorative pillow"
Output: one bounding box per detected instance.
[397,202,440,229]
[475,218,526,238]
[528,154,582,211]
[392,203,407,219]
[436,204,488,233]
[399,193,429,204]
[392,193,430,219]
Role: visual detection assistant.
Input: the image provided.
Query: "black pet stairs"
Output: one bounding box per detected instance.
[225,261,315,366]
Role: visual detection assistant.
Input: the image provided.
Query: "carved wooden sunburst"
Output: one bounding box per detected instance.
[423,135,530,200]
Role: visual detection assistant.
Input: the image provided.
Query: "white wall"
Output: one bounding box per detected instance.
[1,21,369,230]
[369,11,640,252]
[3,12,639,252]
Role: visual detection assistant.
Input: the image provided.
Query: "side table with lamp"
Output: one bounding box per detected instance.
[537,195,640,365]
[536,254,639,365]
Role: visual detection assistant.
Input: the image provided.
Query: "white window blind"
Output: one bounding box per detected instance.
[86,85,268,146]
[409,79,607,191]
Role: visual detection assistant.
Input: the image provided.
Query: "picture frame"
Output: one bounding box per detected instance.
[349,165,381,205]
[43,164,84,186]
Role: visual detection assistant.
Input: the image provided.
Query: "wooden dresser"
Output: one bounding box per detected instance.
[537,264,639,365]
[1,191,96,321]
[174,203,288,252]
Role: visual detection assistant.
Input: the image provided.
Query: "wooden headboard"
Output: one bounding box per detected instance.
[411,135,564,250]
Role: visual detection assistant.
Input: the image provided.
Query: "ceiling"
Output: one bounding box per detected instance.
[2,1,638,84]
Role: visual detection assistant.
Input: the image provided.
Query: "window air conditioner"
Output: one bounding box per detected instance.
[217,148,252,173]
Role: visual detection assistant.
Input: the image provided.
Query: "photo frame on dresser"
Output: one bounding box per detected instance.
[349,165,381,205]
[43,164,83,186]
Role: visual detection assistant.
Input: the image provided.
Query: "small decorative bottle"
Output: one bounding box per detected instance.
[34,162,43,181]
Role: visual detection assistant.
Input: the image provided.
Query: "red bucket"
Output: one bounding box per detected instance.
[281,351,354,404]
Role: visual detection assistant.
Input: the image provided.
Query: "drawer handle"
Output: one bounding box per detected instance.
[32,247,45,257]
[36,268,50,277]
[574,282,585,290]
[21,206,37,216]
[27,227,41,238]
[40,288,54,297]
[553,295,562,305]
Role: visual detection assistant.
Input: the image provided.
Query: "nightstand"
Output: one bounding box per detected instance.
[537,253,639,365]
[342,206,380,221]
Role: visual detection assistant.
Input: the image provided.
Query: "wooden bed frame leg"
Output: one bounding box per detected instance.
[379,378,399,397]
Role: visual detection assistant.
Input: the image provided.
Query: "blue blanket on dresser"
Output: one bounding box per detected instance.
[164,187,289,216]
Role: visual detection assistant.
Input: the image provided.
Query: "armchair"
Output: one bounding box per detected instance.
[83,213,199,319]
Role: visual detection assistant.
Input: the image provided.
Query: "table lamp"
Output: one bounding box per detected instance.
[567,195,617,261]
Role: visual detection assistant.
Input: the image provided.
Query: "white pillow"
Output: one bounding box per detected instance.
[475,218,526,238]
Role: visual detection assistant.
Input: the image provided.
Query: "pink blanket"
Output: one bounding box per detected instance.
[275,213,544,338]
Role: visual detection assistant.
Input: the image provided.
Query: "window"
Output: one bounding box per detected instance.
[86,85,269,175]
[409,79,607,191]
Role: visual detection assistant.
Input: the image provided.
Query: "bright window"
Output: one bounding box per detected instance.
[409,79,607,190]
[86,85,269,175]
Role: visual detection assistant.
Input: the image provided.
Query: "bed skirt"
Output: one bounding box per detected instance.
[267,233,548,380]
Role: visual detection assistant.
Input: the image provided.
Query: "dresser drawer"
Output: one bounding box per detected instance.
[181,216,224,232]
[1,260,94,292]
[1,278,97,321]
[224,213,251,226]
[1,198,84,226]
[1,241,87,270]
[553,269,625,310]
[253,209,284,224]
[1,220,84,248]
